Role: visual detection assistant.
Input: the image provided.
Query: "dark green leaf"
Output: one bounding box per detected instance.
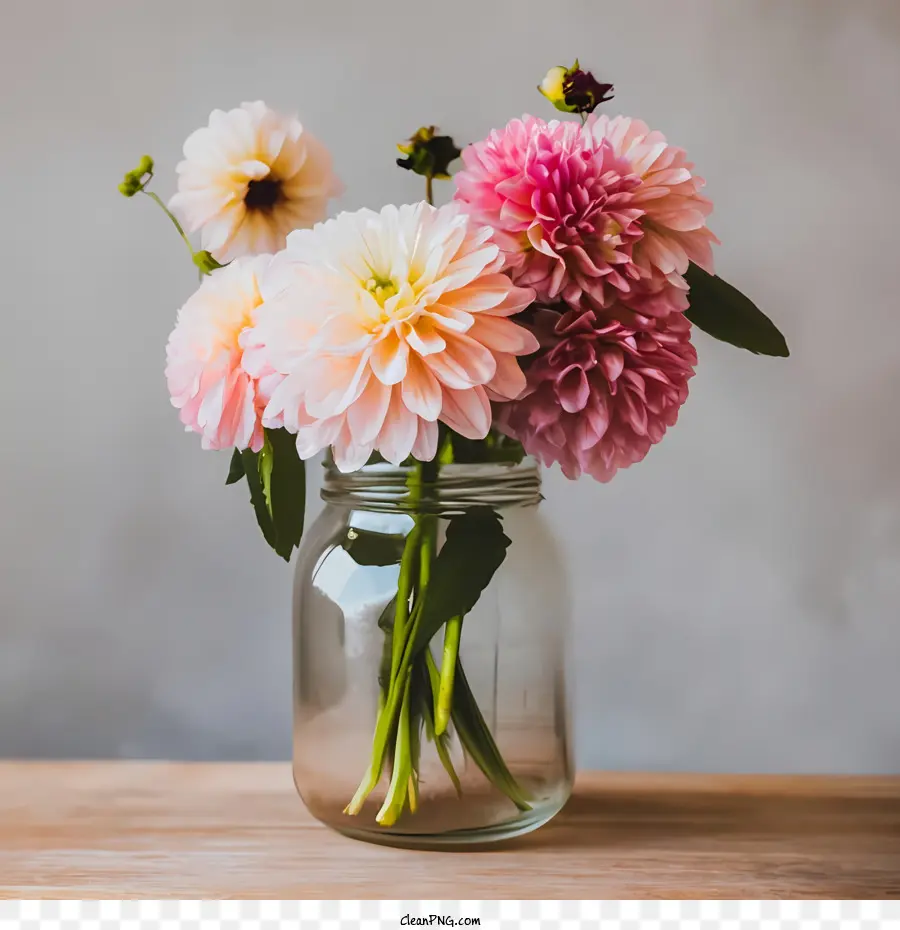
[450,660,531,810]
[341,528,407,566]
[396,127,461,179]
[237,430,305,562]
[225,448,245,485]
[412,509,511,653]
[449,430,525,465]
[265,427,306,561]
[684,263,789,357]
[240,447,278,551]
[376,597,397,693]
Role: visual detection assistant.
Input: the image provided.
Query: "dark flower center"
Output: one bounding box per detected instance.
[245,177,282,211]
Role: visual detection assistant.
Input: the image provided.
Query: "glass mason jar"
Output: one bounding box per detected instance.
[292,457,572,848]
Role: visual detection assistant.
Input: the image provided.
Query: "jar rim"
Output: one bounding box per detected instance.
[320,457,542,512]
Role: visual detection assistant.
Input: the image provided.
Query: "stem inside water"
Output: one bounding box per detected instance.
[435,615,461,735]
[375,675,413,825]
[345,430,531,823]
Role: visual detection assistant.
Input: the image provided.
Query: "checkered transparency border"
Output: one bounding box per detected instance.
[0,901,899,928]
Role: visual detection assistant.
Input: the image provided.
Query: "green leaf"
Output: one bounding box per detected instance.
[239,447,278,551]
[258,434,275,518]
[412,509,511,654]
[376,597,398,693]
[396,126,462,179]
[450,660,532,810]
[237,430,305,562]
[265,427,306,562]
[192,250,224,275]
[684,263,789,357]
[341,528,407,566]
[449,430,525,465]
[225,448,245,485]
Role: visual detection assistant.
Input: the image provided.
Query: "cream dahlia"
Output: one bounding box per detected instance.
[166,255,275,452]
[241,202,538,472]
[453,115,644,312]
[496,306,696,482]
[169,101,342,263]
[589,114,718,281]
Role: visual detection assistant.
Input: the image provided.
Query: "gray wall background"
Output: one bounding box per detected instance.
[2,0,898,772]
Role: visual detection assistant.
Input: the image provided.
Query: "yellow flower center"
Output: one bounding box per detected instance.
[365,275,399,308]
[360,268,421,333]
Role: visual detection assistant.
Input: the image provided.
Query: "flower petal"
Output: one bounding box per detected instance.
[411,417,439,462]
[332,420,375,473]
[439,386,491,440]
[304,352,371,418]
[401,355,442,421]
[347,377,392,444]
[468,315,539,354]
[370,331,410,385]
[443,332,497,384]
[439,274,513,312]
[295,413,342,460]
[378,387,418,465]
[487,353,528,401]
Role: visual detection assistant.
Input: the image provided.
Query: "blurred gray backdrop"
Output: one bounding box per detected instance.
[2,0,898,772]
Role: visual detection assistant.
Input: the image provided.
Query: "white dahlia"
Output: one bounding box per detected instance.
[241,202,538,472]
[169,101,342,263]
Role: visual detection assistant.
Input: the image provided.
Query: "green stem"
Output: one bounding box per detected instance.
[425,637,532,811]
[408,697,422,813]
[425,172,434,206]
[375,673,413,825]
[141,187,196,260]
[389,529,419,681]
[349,448,531,821]
[434,615,462,735]
[418,655,462,796]
[371,458,439,819]
[343,596,425,815]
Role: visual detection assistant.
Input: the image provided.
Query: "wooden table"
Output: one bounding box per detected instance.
[1,763,898,898]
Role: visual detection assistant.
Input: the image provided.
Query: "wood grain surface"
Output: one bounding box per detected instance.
[1,763,898,898]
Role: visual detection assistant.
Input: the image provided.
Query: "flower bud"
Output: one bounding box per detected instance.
[396,126,461,180]
[538,66,569,110]
[117,155,155,197]
[538,60,614,115]
[118,176,140,198]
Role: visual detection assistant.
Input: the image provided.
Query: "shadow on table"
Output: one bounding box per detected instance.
[480,788,900,897]
[504,788,900,849]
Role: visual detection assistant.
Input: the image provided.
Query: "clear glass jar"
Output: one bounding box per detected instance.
[292,458,572,848]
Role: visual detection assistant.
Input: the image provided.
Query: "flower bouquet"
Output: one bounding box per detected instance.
[123,60,787,845]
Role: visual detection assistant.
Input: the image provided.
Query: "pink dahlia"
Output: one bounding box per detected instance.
[453,115,645,313]
[165,255,276,452]
[589,114,718,284]
[241,202,538,472]
[496,306,696,481]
